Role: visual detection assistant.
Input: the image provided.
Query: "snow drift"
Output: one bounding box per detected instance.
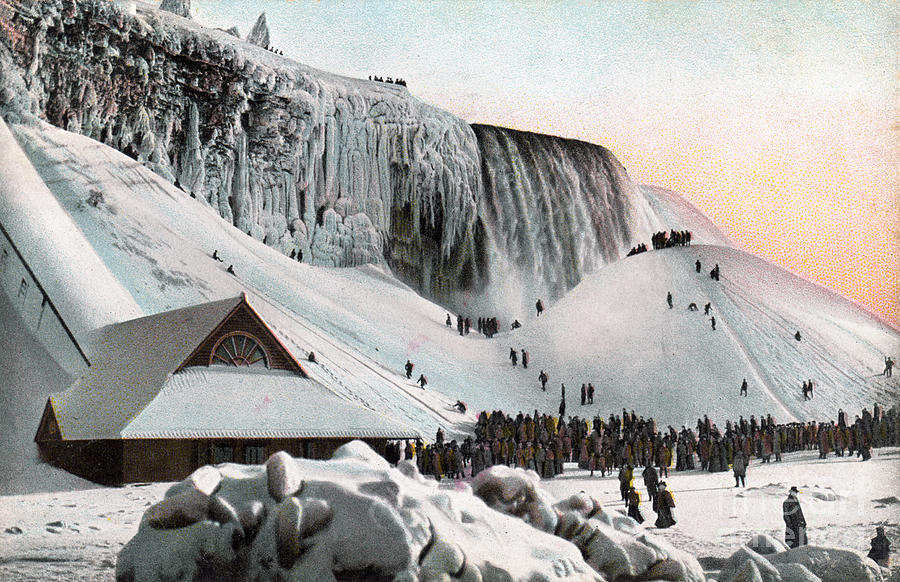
[117,441,705,582]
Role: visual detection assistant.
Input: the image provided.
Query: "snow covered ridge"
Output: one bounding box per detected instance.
[0,0,727,314]
[118,441,708,582]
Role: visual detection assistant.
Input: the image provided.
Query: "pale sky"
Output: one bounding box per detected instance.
[192,1,899,326]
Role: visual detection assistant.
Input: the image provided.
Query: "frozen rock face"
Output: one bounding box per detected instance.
[0,0,481,301]
[0,0,729,314]
[159,0,191,19]
[473,125,654,312]
[117,441,605,582]
[247,13,269,48]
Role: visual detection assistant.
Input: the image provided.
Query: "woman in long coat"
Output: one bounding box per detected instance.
[654,482,677,528]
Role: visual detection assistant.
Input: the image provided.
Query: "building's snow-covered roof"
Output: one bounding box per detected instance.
[47,294,404,442]
[52,296,246,439]
[122,367,420,439]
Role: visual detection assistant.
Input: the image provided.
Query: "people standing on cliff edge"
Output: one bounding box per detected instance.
[535,299,544,317]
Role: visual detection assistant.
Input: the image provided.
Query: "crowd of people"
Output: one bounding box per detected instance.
[446,313,502,338]
[369,75,407,87]
[652,229,692,250]
[387,403,900,490]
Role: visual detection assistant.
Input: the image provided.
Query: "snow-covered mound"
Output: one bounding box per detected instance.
[511,244,898,425]
[717,542,884,582]
[117,441,704,582]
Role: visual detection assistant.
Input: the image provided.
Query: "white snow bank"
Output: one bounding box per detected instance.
[718,543,884,582]
[118,441,706,582]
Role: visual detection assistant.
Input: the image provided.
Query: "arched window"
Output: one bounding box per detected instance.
[210,332,269,368]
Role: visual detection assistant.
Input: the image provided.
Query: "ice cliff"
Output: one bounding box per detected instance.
[0,0,727,314]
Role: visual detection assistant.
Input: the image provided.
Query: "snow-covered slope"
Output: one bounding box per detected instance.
[5,118,896,438]
[513,244,898,425]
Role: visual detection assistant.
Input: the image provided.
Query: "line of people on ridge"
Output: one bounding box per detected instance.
[446,313,501,338]
[369,75,407,87]
[626,229,694,257]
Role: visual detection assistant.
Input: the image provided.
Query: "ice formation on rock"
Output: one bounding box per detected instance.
[247,13,270,49]
[0,0,729,314]
[118,441,708,582]
[159,0,191,19]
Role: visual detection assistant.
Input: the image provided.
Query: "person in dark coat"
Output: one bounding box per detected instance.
[667,291,673,309]
[740,379,748,397]
[509,348,518,366]
[521,349,529,369]
[626,486,644,524]
[535,299,544,316]
[446,314,452,327]
[558,396,566,418]
[539,370,548,391]
[732,450,748,487]
[795,330,802,341]
[710,316,716,330]
[618,464,633,501]
[642,464,659,505]
[405,360,414,379]
[587,383,595,404]
[580,384,587,406]
[704,302,711,315]
[783,486,807,548]
[653,482,676,528]
[417,374,427,389]
[695,259,701,273]
[867,526,890,567]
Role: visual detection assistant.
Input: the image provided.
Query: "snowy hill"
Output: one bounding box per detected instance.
[2,117,896,456]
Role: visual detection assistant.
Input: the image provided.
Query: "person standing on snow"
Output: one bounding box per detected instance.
[539,370,548,391]
[695,259,701,273]
[405,360,414,379]
[642,464,659,505]
[626,486,644,523]
[666,291,673,309]
[417,374,428,389]
[587,383,595,404]
[704,302,711,315]
[884,356,894,378]
[710,316,716,330]
[653,482,676,528]
[521,349,529,369]
[535,299,544,316]
[867,526,891,567]
[783,486,807,548]
[509,348,518,366]
[732,449,748,487]
[580,384,587,406]
[740,379,748,397]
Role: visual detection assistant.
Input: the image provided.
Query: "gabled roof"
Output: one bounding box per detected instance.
[48,294,308,440]
[121,367,420,440]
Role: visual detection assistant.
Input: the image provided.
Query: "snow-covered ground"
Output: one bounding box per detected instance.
[1,447,897,581]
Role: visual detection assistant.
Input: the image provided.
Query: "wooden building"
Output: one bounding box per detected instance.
[35,293,420,484]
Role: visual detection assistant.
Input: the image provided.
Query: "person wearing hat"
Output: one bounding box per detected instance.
[783,486,807,548]
[653,481,677,528]
[867,526,891,567]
